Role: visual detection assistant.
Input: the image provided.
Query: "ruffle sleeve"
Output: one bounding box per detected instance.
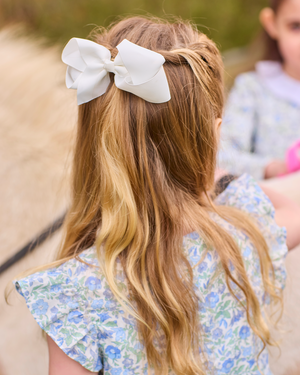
[215,174,288,292]
[14,248,147,374]
[14,250,104,372]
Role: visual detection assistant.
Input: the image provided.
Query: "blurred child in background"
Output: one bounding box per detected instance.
[219,0,300,180]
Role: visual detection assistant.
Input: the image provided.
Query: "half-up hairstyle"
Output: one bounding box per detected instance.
[57,17,281,375]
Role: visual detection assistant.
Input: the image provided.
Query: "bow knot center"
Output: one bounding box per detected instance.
[103,59,115,73]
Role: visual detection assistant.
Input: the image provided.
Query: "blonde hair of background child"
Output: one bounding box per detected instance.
[37,17,281,375]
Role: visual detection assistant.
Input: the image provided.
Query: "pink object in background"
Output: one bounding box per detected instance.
[286,140,300,173]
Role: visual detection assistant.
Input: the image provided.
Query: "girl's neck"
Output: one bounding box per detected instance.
[282,63,300,82]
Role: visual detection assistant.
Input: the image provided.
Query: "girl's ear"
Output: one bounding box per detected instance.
[260,7,278,39]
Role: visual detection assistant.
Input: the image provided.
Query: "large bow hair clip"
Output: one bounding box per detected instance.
[62,38,171,105]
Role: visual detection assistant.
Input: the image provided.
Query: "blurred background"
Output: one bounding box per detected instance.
[0,0,267,49]
[0,0,271,86]
[1,1,300,375]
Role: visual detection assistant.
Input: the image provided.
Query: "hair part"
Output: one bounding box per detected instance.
[56,16,281,375]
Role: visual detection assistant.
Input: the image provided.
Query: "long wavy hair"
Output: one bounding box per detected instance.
[57,17,280,375]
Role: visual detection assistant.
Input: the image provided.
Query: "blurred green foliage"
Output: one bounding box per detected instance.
[0,0,269,50]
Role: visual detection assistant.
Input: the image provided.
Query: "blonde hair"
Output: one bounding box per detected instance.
[57,17,280,375]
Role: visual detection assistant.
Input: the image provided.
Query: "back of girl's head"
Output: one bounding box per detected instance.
[59,16,279,375]
[77,17,224,207]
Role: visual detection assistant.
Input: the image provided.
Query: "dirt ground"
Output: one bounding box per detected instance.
[0,26,300,375]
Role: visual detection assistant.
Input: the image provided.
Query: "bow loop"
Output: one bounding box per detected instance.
[117,39,165,85]
[62,37,171,105]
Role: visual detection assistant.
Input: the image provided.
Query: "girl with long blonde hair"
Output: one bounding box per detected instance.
[14,16,299,375]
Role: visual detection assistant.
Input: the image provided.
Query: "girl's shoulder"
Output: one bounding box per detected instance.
[14,248,138,373]
[215,174,288,289]
[215,173,285,242]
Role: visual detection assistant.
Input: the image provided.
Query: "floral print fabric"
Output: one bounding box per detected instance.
[14,174,287,374]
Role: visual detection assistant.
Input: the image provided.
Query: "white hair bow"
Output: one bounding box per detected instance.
[62,38,171,105]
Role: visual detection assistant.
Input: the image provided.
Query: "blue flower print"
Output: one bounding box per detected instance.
[111,369,122,375]
[98,313,111,322]
[56,337,64,347]
[189,246,201,265]
[54,319,63,329]
[77,352,87,365]
[68,301,79,309]
[97,330,113,340]
[219,318,227,329]
[68,310,83,324]
[58,293,72,304]
[66,348,78,358]
[32,299,48,315]
[224,329,232,339]
[212,328,223,340]
[123,370,135,375]
[230,310,243,326]
[187,232,199,240]
[50,284,62,293]
[91,299,104,309]
[103,289,114,299]
[75,262,89,276]
[123,358,133,367]
[105,300,118,310]
[122,317,135,326]
[115,327,126,341]
[205,292,219,308]
[105,345,121,360]
[246,203,255,213]
[47,269,60,277]
[228,260,235,272]
[95,356,102,371]
[248,359,255,368]
[104,361,111,371]
[203,324,212,334]
[50,306,58,314]
[242,346,252,357]
[243,246,251,257]
[234,349,241,359]
[134,342,144,350]
[198,262,208,273]
[85,276,101,291]
[210,262,218,273]
[239,326,250,339]
[221,359,234,373]
[50,319,64,336]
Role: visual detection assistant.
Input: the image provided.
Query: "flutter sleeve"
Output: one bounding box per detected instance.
[14,252,104,372]
[218,73,272,180]
[215,174,288,292]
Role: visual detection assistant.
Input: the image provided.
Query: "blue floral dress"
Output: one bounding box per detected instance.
[14,174,287,374]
